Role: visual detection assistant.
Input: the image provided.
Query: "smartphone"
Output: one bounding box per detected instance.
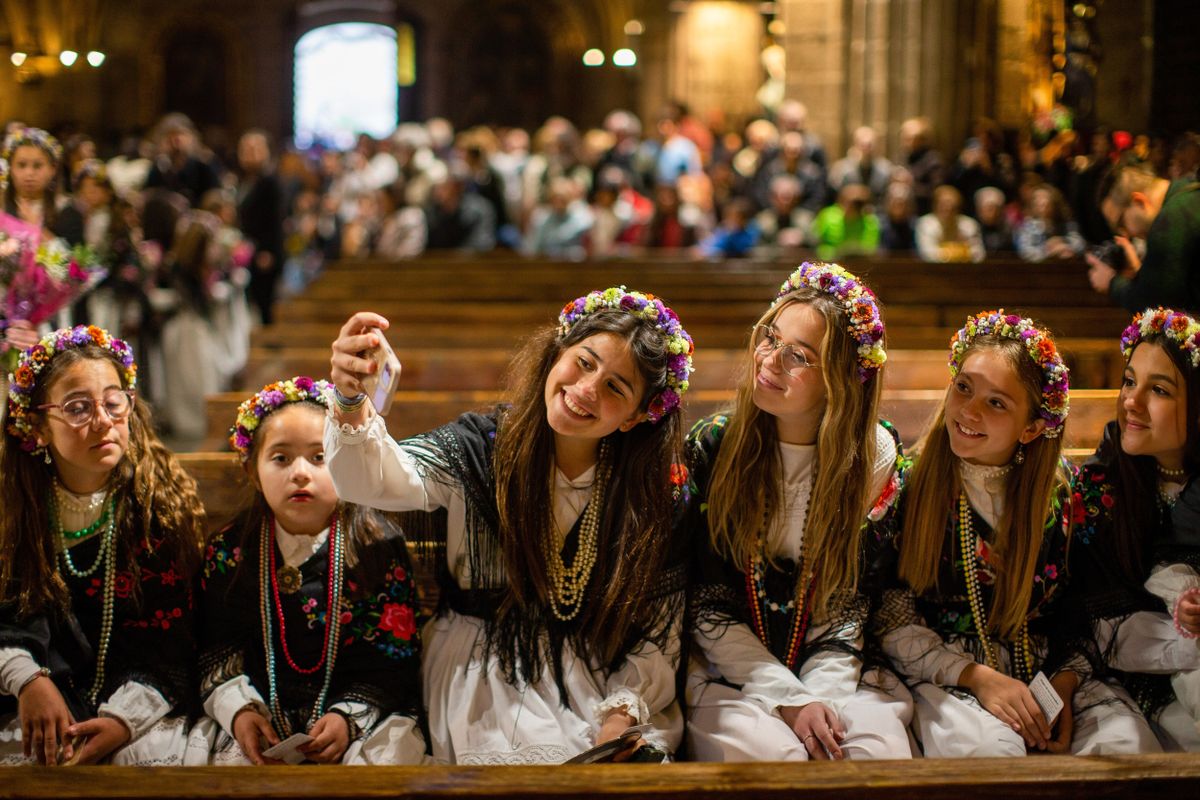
[359,327,402,416]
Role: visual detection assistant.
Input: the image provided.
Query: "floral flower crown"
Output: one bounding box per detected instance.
[230,376,332,461]
[72,158,109,186]
[1120,307,1200,369]
[0,128,62,193]
[771,261,887,382]
[2,127,62,165]
[6,326,137,455]
[558,286,694,423]
[949,310,1070,438]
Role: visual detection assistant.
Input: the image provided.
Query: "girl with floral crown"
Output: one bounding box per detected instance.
[684,262,913,762]
[0,129,68,362]
[2,127,68,240]
[184,377,426,766]
[324,288,693,764]
[1070,308,1200,751]
[876,311,1158,756]
[0,325,204,765]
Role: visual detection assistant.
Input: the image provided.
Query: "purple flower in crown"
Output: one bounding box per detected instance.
[557,286,694,424]
[948,309,1070,437]
[771,261,886,383]
[1120,307,1200,369]
[229,376,333,461]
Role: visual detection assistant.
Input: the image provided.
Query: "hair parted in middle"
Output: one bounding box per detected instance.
[490,291,689,682]
[705,262,886,621]
[899,312,1071,640]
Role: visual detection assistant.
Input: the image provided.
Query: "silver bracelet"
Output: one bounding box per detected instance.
[333,387,367,413]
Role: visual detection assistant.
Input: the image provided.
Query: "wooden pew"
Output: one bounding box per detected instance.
[202,388,1120,453]
[237,348,959,395]
[6,755,1200,798]
[237,338,1121,395]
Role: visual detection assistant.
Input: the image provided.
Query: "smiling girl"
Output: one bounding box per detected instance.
[324,288,693,764]
[876,310,1158,756]
[185,377,425,765]
[684,262,913,762]
[0,326,203,765]
[1071,308,1200,750]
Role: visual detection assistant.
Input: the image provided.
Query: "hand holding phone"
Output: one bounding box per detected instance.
[359,327,402,415]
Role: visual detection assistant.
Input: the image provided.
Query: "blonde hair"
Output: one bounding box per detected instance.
[707,291,883,618]
[898,336,1069,639]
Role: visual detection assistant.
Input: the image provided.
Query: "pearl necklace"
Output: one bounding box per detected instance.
[1157,464,1187,480]
[545,440,610,622]
[53,479,107,515]
[53,495,118,705]
[957,493,1033,681]
[259,514,344,736]
[746,471,816,671]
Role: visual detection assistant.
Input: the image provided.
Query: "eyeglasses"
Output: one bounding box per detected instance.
[753,325,817,377]
[39,389,135,428]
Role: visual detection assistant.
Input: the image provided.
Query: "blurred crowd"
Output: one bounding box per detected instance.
[4,104,1197,440]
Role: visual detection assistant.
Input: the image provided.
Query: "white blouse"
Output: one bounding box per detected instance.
[323,410,678,727]
[695,422,898,716]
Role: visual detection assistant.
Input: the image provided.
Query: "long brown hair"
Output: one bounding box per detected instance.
[899,335,1069,639]
[706,291,883,619]
[0,346,206,617]
[492,308,685,677]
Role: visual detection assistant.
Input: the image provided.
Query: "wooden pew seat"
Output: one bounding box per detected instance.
[7,754,1199,798]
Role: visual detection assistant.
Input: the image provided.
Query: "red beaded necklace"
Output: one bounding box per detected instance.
[746,553,817,671]
[267,515,340,675]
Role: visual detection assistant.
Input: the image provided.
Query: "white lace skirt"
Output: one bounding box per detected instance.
[421,610,682,764]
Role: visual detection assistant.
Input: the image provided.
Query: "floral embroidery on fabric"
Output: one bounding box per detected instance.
[302,559,421,661]
[1072,465,1115,547]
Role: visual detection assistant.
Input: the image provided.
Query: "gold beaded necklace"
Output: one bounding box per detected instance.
[545,440,611,621]
[957,493,1033,681]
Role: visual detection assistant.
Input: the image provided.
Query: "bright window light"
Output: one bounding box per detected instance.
[10,52,26,66]
[86,51,105,67]
[294,23,399,150]
[59,50,78,67]
[612,48,637,67]
[582,48,604,67]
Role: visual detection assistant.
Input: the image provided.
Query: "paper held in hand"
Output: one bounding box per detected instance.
[1029,671,1064,726]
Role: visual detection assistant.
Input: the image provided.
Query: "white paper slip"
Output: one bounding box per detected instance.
[1028,671,1064,725]
[262,732,314,765]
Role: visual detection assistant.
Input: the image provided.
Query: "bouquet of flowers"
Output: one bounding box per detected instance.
[0,210,105,371]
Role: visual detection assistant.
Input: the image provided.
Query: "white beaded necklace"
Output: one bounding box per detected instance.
[545,440,611,621]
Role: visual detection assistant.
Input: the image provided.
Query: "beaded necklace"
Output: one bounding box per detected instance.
[745,473,816,671]
[53,495,118,705]
[259,514,345,736]
[957,493,1033,681]
[545,440,611,622]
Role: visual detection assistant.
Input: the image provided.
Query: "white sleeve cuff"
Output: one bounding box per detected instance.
[0,648,42,697]
[324,396,377,443]
[206,674,269,737]
[97,681,171,741]
[592,688,649,729]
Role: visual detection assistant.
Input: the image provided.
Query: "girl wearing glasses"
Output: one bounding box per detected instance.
[324,289,693,764]
[685,262,913,762]
[876,311,1157,756]
[184,377,425,766]
[0,325,204,765]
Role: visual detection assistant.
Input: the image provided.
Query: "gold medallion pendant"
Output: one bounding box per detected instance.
[276,565,303,595]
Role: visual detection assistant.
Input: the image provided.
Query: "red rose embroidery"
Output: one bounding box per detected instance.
[378,603,416,640]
